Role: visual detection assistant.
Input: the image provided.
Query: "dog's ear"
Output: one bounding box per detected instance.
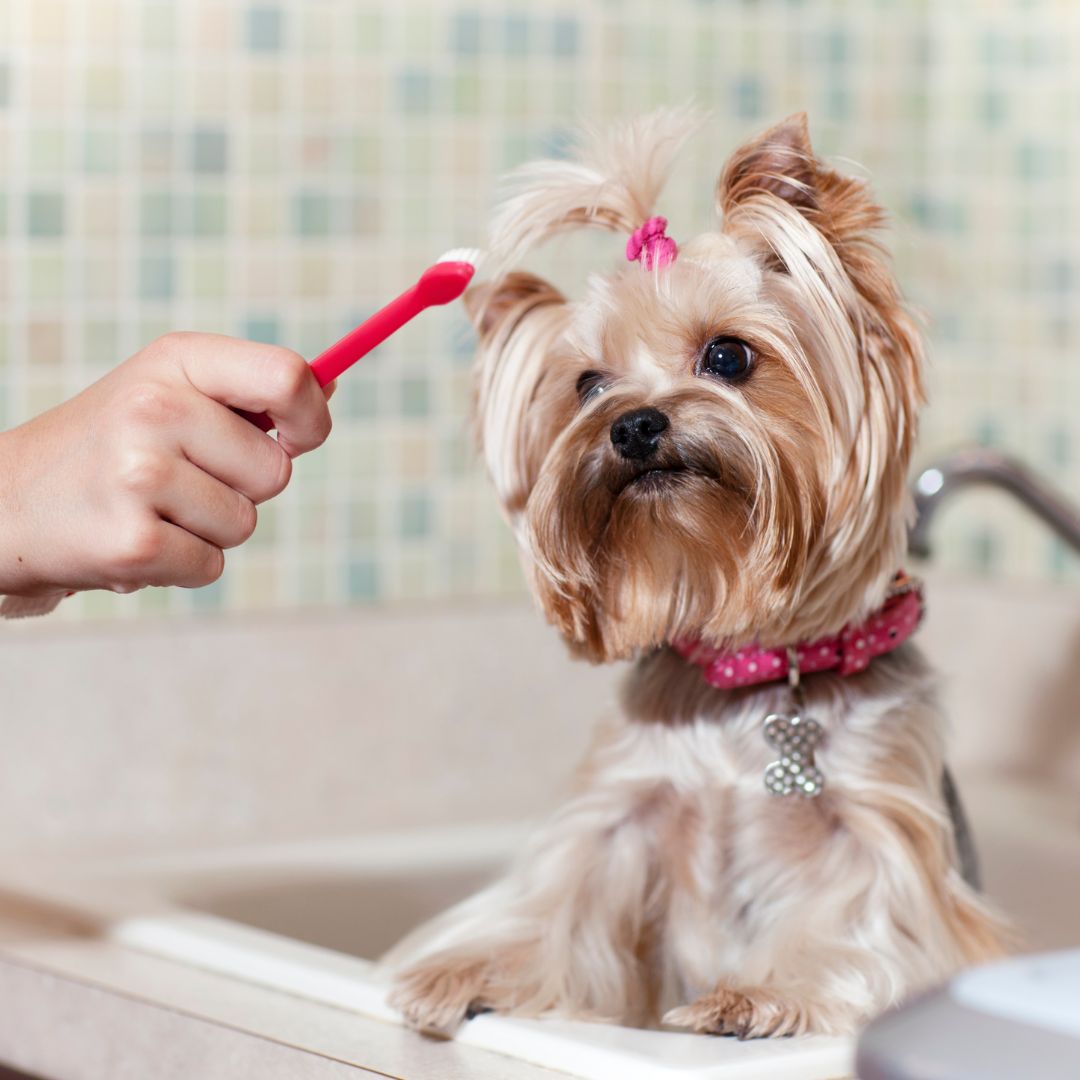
[463,272,561,340]
[468,272,572,523]
[719,113,888,249]
[718,113,818,217]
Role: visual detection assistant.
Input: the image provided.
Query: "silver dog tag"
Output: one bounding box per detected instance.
[762,713,825,798]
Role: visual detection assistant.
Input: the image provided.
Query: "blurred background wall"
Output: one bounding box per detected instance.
[0,0,1077,621]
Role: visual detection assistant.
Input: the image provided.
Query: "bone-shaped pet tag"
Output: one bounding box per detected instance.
[762,713,825,798]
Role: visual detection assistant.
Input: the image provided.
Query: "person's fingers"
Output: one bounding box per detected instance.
[178,391,293,504]
[153,459,258,550]
[157,332,332,458]
[105,516,224,591]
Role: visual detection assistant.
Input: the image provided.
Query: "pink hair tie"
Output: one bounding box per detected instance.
[626,215,678,271]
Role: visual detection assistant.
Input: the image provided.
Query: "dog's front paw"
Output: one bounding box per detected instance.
[664,986,809,1039]
[389,953,494,1036]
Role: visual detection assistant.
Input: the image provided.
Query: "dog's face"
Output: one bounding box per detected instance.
[468,114,924,662]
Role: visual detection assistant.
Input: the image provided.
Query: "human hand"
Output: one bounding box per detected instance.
[0,332,332,601]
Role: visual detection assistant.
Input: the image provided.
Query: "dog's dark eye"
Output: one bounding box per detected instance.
[576,370,609,406]
[698,337,754,382]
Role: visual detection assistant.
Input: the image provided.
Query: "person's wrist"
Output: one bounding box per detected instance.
[0,424,51,596]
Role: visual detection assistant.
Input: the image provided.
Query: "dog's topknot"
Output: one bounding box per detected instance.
[487,103,704,274]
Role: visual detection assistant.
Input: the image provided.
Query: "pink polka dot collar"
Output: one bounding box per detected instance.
[674,575,924,691]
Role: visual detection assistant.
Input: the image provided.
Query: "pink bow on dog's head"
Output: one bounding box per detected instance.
[626,215,678,271]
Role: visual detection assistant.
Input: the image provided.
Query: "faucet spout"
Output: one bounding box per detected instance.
[909,448,1080,560]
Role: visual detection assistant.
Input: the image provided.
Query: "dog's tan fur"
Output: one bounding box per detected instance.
[385,109,1011,1038]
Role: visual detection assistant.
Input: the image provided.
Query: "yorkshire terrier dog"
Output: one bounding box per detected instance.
[386,109,1010,1039]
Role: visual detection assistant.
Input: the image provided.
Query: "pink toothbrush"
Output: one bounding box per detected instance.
[241,249,482,432]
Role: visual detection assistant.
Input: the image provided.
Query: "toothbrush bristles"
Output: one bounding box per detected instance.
[437,247,485,270]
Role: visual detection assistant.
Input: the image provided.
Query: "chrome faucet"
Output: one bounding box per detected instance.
[909,447,1080,560]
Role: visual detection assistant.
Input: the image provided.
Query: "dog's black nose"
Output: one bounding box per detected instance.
[610,407,669,461]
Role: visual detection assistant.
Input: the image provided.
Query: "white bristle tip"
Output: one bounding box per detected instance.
[437,247,484,269]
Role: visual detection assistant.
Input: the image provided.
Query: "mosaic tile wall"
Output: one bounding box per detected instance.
[0,0,1077,620]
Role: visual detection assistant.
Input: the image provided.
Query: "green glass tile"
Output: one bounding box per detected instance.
[403,134,432,173]
[398,554,430,597]
[27,383,65,419]
[402,193,431,235]
[400,375,429,418]
[246,133,281,174]
[344,376,378,419]
[300,7,333,51]
[351,133,381,174]
[297,561,327,605]
[452,11,482,55]
[247,5,283,52]
[551,16,580,57]
[502,132,530,169]
[442,430,470,475]
[553,78,579,114]
[294,191,331,235]
[138,586,171,615]
[29,254,64,300]
[1048,425,1071,467]
[400,492,432,539]
[139,130,173,173]
[347,557,379,601]
[398,69,432,113]
[138,318,173,346]
[503,14,528,55]
[84,129,120,173]
[244,316,279,344]
[453,73,481,114]
[0,59,9,107]
[295,317,331,356]
[503,79,529,119]
[189,255,227,299]
[251,501,277,546]
[298,501,330,543]
[192,128,228,173]
[85,66,123,111]
[139,255,174,300]
[0,320,7,367]
[142,3,176,48]
[84,320,118,366]
[0,191,6,238]
[356,11,383,51]
[404,12,433,50]
[348,499,377,541]
[140,191,173,236]
[191,579,225,611]
[28,129,65,172]
[446,541,475,590]
[350,193,380,236]
[27,191,64,236]
[1017,142,1050,180]
[192,191,227,236]
[498,543,526,591]
[84,591,120,618]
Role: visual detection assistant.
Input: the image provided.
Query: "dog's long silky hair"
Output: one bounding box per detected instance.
[386,110,1010,1040]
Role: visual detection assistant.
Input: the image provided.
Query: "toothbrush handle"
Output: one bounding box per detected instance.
[239,283,426,433]
[309,284,425,386]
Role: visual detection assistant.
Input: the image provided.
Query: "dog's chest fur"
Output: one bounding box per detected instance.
[607,645,944,1005]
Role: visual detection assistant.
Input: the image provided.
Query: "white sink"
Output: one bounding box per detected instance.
[4,771,1074,1080]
